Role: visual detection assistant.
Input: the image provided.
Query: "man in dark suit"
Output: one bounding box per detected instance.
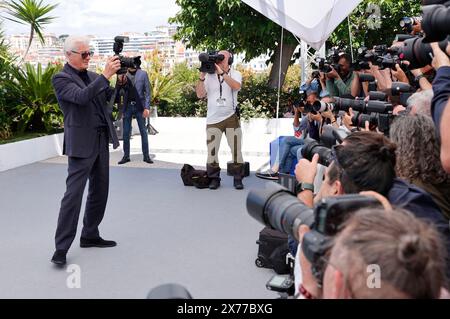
[116,63,153,165]
[51,36,121,266]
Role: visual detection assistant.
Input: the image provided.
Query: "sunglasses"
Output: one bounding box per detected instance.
[71,50,94,59]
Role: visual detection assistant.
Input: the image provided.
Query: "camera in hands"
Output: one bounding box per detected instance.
[113,36,142,75]
[198,51,225,74]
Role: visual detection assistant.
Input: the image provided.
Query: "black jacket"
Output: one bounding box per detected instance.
[431,66,450,140]
[52,64,119,158]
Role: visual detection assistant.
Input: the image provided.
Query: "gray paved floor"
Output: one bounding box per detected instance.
[0,153,276,299]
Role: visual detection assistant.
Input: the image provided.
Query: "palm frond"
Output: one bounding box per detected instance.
[4,0,59,52]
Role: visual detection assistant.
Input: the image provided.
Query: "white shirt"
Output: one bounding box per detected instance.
[204,69,242,125]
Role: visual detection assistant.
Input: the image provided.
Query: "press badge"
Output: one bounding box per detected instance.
[216,98,227,107]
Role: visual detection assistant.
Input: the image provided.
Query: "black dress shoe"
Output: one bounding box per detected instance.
[80,237,117,248]
[51,250,67,266]
[143,157,154,164]
[118,157,130,165]
[234,179,244,190]
[209,179,221,190]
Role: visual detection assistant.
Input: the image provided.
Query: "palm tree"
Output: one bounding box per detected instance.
[143,50,183,107]
[0,21,15,139]
[6,62,63,132]
[4,0,58,60]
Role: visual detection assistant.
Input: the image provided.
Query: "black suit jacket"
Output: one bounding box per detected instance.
[52,64,119,158]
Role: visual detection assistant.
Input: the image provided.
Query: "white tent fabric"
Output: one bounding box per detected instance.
[242,0,362,50]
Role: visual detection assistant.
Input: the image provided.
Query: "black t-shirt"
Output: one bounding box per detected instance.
[127,73,137,103]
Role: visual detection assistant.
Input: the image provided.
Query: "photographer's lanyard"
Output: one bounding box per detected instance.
[218,74,225,100]
[218,72,236,110]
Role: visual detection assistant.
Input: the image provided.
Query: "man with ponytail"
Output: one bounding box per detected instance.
[322,208,448,299]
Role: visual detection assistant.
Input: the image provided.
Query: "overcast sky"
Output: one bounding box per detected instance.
[1,0,180,36]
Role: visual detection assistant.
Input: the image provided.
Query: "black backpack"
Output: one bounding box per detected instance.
[181,164,210,189]
[255,227,291,275]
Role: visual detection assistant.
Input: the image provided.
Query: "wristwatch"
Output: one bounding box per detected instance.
[414,74,425,82]
[295,182,314,195]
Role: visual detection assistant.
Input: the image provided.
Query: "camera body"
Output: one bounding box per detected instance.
[314,57,340,74]
[198,51,226,74]
[312,48,343,74]
[312,70,320,79]
[302,195,380,282]
[353,47,371,71]
[266,274,295,295]
[113,36,142,75]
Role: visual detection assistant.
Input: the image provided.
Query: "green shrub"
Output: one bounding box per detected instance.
[5,62,63,133]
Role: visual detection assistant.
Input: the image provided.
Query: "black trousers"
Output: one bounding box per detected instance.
[55,129,110,252]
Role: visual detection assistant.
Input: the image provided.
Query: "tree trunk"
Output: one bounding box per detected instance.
[267,41,297,89]
[22,27,34,61]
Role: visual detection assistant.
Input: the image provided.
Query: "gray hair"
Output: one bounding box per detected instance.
[63,35,91,55]
[406,89,434,117]
[389,114,450,185]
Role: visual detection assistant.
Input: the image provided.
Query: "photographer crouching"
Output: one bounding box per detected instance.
[195,50,245,190]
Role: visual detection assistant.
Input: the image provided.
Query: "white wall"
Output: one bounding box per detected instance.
[0,133,64,172]
[0,117,296,172]
[141,117,295,155]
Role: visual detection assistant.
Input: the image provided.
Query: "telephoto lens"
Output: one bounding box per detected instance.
[398,36,449,69]
[355,113,378,128]
[246,182,315,241]
[392,81,414,96]
[395,34,416,42]
[369,91,388,101]
[334,97,366,113]
[301,138,333,167]
[312,101,334,113]
[359,73,376,82]
[422,3,450,42]
[366,101,393,113]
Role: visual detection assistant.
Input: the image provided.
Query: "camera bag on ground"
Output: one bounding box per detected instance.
[181,164,210,189]
[226,161,250,177]
[255,227,291,275]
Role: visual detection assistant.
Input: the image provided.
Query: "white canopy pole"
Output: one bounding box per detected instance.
[276,27,284,121]
[272,27,284,140]
[348,16,354,61]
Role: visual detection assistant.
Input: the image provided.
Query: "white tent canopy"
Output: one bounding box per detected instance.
[242,0,362,50]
